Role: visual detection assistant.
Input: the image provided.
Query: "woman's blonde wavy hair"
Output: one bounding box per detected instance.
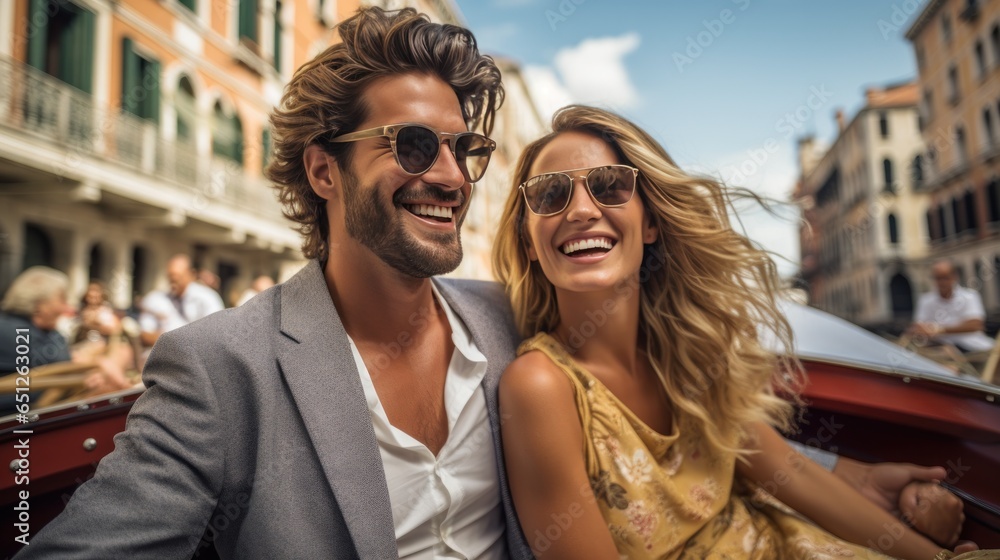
[492,105,802,457]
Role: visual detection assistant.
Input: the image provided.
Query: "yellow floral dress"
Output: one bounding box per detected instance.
[518,333,987,560]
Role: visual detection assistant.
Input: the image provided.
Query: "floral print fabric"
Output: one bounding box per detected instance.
[518,333,901,559]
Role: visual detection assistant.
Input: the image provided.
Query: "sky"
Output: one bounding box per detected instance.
[453,0,923,277]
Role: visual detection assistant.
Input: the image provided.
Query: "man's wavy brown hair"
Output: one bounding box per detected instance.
[265,7,504,260]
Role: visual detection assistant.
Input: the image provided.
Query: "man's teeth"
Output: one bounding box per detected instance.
[561,237,613,255]
[408,204,453,220]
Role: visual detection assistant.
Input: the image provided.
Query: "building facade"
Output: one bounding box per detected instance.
[796,83,930,329]
[907,0,1000,316]
[0,0,545,311]
[0,0,359,307]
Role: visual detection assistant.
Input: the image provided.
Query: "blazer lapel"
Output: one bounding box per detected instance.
[432,279,515,424]
[276,260,397,559]
[434,279,535,559]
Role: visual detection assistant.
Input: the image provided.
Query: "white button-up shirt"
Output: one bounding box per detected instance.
[347,285,506,559]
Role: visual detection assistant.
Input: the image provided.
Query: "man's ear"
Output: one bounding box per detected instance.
[303,144,340,200]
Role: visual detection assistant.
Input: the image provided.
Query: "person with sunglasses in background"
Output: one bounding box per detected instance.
[15,8,531,559]
[492,105,991,559]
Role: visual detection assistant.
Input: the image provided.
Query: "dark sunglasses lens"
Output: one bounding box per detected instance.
[524,174,571,215]
[454,134,493,182]
[588,167,635,206]
[395,126,440,174]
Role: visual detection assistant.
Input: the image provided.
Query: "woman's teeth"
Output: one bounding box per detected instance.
[561,237,613,255]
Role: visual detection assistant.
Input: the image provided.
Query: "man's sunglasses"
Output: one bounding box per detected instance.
[519,165,639,216]
[328,123,496,183]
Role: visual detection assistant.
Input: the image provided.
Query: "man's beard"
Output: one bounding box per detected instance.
[341,165,468,278]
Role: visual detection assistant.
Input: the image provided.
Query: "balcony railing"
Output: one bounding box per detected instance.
[0,55,284,224]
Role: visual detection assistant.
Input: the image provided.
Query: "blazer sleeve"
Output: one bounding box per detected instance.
[14,328,226,559]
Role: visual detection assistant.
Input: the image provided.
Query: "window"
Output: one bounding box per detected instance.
[938,205,948,238]
[888,213,899,244]
[239,0,259,45]
[916,45,926,70]
[176,75,195,143]
[27,0,96,93]
[122,38,161,122]
[890,273,915,317]
[992,24,1000,67]
[956,126,968,163]
[879,112,889,138]
[948,66,960,104]
[985,107,996,146]
[883,158,894,192]
[977,40,987,79]
[912,155,924,186]
[965,190,978,234]
[942,13,952,44]
[953,196,964,235]
[212,101,244,165]
[926,208,936,240]
[273,0,283,72]
[179,0,196,11]
[990,180,1000,223]
[923,89,934,122]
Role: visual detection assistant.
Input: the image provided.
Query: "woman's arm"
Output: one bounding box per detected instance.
[499,352,620,560]
[737,422,947,560]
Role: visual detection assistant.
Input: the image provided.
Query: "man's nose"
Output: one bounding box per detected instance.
[421,141,466,191]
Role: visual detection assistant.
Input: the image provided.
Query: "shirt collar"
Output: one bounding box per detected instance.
[431,281,487,366]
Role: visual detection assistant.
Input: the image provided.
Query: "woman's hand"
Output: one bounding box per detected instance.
[835,458,964,547]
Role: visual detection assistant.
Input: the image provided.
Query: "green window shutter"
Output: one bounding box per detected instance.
[76,9,96,94]
[233,116,244,166]
[179,0,196,11]
[261,127,271,172]
[27,0,49,71]
[145,59,161,124]
[57,6,94,93]
[122,38,140,116]
[239,0,258,43]
[273,1,282,72]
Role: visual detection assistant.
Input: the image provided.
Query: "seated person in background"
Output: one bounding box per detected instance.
[492,105,982,559]
[907,259,994,353]
[74,280,122,344]
[73,279,138,376]
[0,267,130,412]
[0,267,73,371]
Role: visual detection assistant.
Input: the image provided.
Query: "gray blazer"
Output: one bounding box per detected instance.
[16,260,533,559]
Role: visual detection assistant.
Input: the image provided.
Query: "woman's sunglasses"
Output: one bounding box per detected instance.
[328,123,497,183]
[519,165,639,216]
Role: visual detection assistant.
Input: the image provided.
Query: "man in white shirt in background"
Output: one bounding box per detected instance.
[138,254,224,349]
[908,259,995,352]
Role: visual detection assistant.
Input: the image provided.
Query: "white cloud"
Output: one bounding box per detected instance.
[522,33,642,122]
[554,33,642,109]
[522,65,574,122]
